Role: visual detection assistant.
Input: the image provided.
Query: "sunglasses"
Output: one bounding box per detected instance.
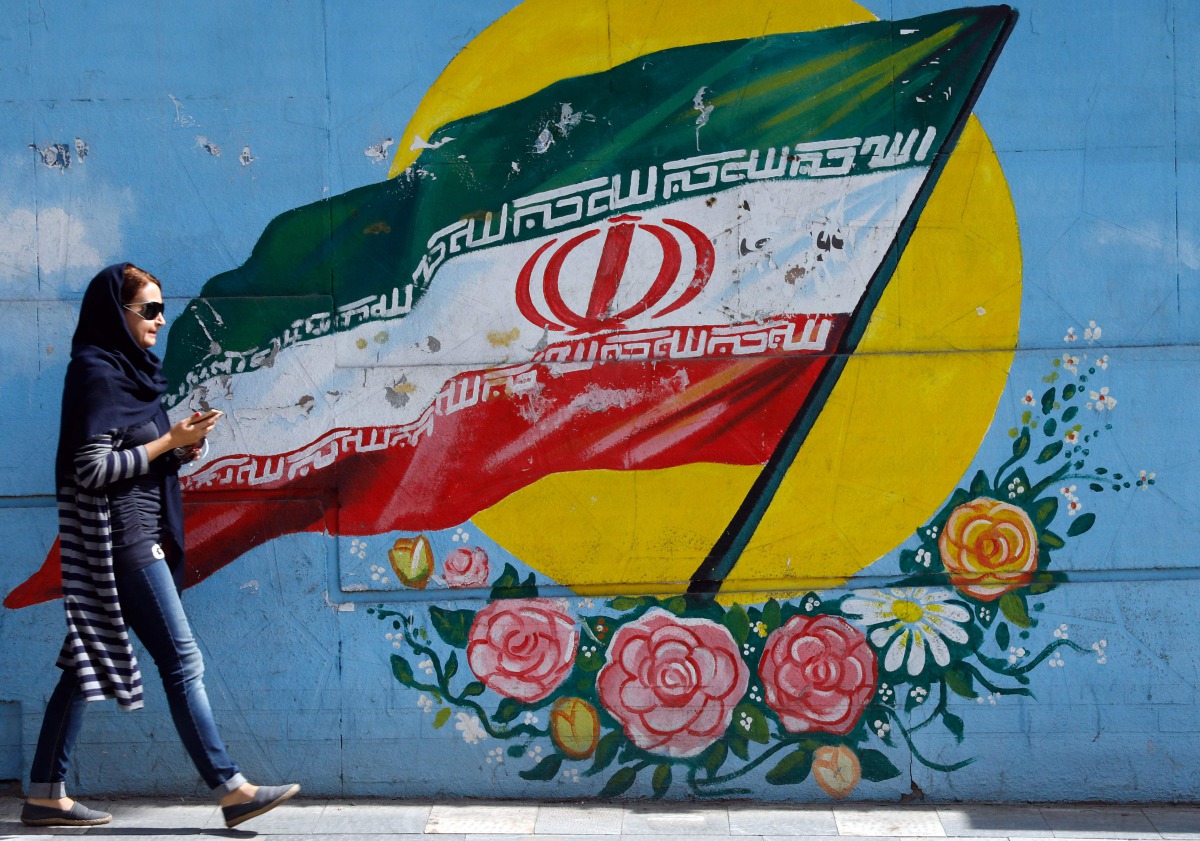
[123,301,166,321]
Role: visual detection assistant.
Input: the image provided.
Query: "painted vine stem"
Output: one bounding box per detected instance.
[374,338,1147,799]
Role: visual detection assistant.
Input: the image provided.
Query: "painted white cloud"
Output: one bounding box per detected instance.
[0,205,110,285]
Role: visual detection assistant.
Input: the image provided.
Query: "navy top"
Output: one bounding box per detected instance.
[109,417,168,572]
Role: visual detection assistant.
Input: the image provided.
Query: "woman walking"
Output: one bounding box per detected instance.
[22,263,298,828]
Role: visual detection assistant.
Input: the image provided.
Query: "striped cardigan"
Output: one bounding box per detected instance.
[56,429,153,711]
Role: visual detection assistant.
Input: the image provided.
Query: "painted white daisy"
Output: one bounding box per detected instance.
[454,712,488,744]
[842,588,971,676]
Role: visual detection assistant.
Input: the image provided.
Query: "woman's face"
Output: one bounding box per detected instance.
[122,282,165,349]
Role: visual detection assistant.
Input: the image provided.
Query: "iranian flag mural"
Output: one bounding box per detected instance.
[9,6,1015,605]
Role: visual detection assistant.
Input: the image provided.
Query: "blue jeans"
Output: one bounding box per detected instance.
[28,559,247,799]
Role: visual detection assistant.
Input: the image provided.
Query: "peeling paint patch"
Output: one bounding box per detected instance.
[976,306,987,316]
[240,580,259,593]
[29,142,71,172]
[365,137,395,163]
[195,136,221,156]
[533,126,554,154]
[426,336,441,353]
[364,221,391,235]
[73,138,88,162]
[409,133,455,151]
[385,376,417,408]
[239,145,255,166]
[487,327,520,347]
[693,87,714,151]
[554,103,592,137]
[169,94,196,126]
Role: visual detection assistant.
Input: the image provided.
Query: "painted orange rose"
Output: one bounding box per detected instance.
[811,745,861,799]
[938,497,1038,601]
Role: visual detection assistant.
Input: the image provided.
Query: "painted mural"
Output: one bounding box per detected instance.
[1,0,1189,803]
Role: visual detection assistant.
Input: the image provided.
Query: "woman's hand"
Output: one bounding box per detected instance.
[146,411,222,463]
[170,412,221,448]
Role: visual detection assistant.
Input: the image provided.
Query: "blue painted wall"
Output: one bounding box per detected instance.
[0,0,1196,802]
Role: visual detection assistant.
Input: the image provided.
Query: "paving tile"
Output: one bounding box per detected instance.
[468,835,625,841]
[203,798,327,832]
[728,806,837,835]
[427,803,539,834]
[535,804,626,834]
[106,800,221,828]
[316,802,432,834]
[1039,806,1161,839]
[622,806,730,835]
[834,807,947,837]
[936,805,1054,837]
[1143,806,1200,840]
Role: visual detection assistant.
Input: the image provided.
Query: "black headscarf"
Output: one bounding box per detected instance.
[57,263,186,580]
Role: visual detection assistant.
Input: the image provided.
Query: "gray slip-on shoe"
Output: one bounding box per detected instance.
[222,783,301,828]
[21,800,113,826]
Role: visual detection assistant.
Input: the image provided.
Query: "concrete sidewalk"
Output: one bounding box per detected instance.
[0,798,1197,840]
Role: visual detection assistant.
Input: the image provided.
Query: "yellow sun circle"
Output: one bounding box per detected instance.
[394,0,1021,601]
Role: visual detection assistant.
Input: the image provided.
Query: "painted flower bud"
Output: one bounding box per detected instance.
[549,697,601,760]
[388,534,434,589]
[811,744,861,799]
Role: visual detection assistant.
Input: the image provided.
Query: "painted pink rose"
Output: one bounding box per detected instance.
[467,599,577,702]
[443,547,490,588]
[759,615,876,735]
[597,609,749,758]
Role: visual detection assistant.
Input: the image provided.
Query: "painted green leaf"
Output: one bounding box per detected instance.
[391,654,415,685]
[1041,530,1065,549]
[599,766,638,797]
[765,747,813,785]
[1043,418,1058,437]
[1012,427,1030,459]
[999,593,1032,628]
[704,740,729,777]
[462,681,486,698]
[1062,405,1078,422]
[724,604,751,645]
[1089,482,1104,493]
[490,563,538,599]
[859,748,902,782]
[432,706,452,729]
[507,745,526,758]
[942,710,966,743]
[651,764,672,799]
[1063,383,1077,400]
[444,651,459,681]
[1066,512,1096,536]
[758,597,777,628]
[587,731,623,776]
[1031,497,1058,528]
[1036,441,1064,463]
[762,599,782,631]
[665,596,688,615]
[729,731,750,761]
[1040,387,1056,414]
[995,622,1010,650]
[969,469,989,497]
[428,606,474,648]
[734,703,770,744]
[944,667,977,699]
[519,753,564,781]
[494,698,525,724]
[609,596,646,612]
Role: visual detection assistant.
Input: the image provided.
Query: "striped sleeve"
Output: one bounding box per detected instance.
[74,432,151,490]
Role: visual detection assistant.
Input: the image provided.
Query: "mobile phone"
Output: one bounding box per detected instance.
[194,409,223,422]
